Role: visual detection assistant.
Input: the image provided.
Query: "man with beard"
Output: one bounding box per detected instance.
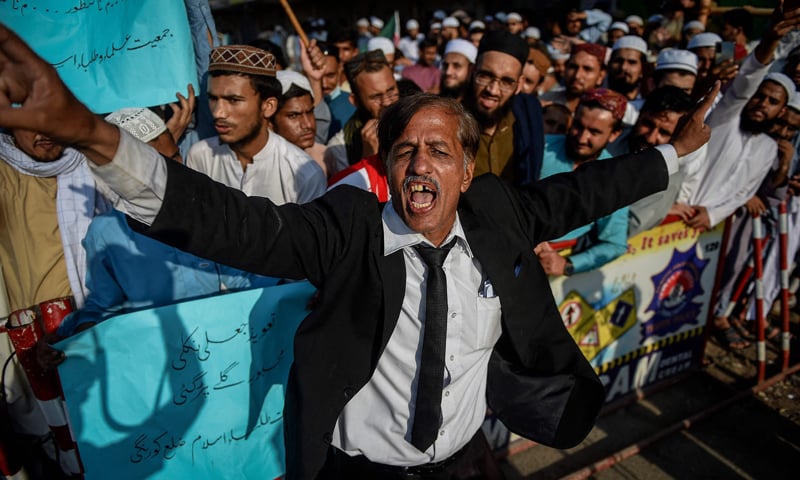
[439,39,477,101]
[464,30,545,185]
[186,45,326,202]
[540,43,607,115]
[607,35,649,126]
[535,88,630,276]
[680,24,800,231]
[622,86,696,236]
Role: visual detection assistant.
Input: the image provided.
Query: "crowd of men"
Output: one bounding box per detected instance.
[3,0,800,478]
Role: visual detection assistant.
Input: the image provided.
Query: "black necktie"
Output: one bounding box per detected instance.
[411,238,456,452]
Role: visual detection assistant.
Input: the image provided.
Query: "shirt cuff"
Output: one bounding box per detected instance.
[88,128,168,225]
[655,144,679,176]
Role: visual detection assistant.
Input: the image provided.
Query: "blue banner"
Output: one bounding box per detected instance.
[57,282,316,480]
[2,0,198,114]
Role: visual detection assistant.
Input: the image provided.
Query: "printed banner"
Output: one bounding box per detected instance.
[57,282,316,480]
[2,0,197,114]
[549,220,724,403]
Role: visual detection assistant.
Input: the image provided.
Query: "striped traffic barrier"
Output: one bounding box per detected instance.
[778,200,791,371]
[751,213,766,382]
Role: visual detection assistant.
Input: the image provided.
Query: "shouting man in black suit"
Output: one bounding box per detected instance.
[0,24,716,480]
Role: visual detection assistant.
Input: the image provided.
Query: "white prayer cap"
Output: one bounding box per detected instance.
[683,20,705,33]
[406,19,419,31]
[105,108,166,144]
[764,72,797,99]
[609,21,630,33]
[547,44,571,61]
[430,22,442,30]
[687,32,722,50]
[433,10,447,20]
[647,14,664,24]
[524,27,541,40]
[495,12,508,23]
[788,92,800,112]
[612,35,648,55]
[444,38,477,64]
[507,12,523,23]
[368,36,395,56]
[370,16,384,29]
[626,15,644,26]
[276,70,314,100]
[442,17,460,28]
[655,48,698,75]
[356,18,369,28]
[470,20,486,32]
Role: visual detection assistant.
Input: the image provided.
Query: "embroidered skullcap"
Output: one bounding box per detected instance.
[609,21,630,33]
[368,36,395,56]
[764,72,797,100]
[572,43,607,65]
[478,30,529,66]
[612,35,648,55]
[788,93,800,112]
[406,19,419,30]
[580,88,628,122]
[507,12,523,23]
[370,16,384,29]
[524,27,540,40]
[433,10,446,20]
[470,20,486,32]
[276,70,314,100]
[430,22,442,30]
[105,108,167,143]
[209,45,276,76]
[683,20,705,33]
[528,48,552,77]
[356,18,369,28]
[655,49,698,75]
[443,17,460,28]
[687,32,722,50]
[626,15,644,26]
[444,39,478,64]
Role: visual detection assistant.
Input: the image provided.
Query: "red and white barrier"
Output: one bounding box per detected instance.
[750,214,766,382]
[778,200,791,371]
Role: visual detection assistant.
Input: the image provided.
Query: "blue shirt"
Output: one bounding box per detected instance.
[325,87,357,142]
[57,209,278,336]
[540,135,629,273]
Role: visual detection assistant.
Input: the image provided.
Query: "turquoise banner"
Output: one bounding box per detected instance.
[57,282,316,479]
[1,0,198,114]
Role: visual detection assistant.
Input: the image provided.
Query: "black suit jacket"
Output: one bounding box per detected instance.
[136,147,668,479]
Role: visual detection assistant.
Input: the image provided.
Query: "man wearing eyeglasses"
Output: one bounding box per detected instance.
[324,49,400,175]
[462,30,546,185]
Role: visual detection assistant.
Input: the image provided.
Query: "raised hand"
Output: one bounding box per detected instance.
[670,81,721,157]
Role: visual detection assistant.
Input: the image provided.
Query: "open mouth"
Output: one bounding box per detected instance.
[407,182,437,212]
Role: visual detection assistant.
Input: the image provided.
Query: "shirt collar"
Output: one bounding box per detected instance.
[381,202,473,258]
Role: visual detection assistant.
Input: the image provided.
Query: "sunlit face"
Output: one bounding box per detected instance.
[744,81,788,124]
[208,74,273,149]
[334,41,358,64]
[351,66,400,119]
[629,110,683,153]
[471,51,522,120]
[657,70,696,95]
[388,107,474,246]
[507,19,524,35]
[321,55,340,96]
[564,51,606,96]
[441,52,472,91]
[520,61,542,95]
[770,108,800,141]
[469,31,484,48]
[12,130,65,162]
[693,46,716,79]
[608,48,643,93]
[566,106,621,162]
[272,94,316,149]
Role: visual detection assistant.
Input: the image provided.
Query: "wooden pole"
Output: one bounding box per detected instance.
[279,0,309,47]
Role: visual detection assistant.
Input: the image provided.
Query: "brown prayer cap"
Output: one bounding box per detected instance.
[209,45,277,77]
[527,49,552,77]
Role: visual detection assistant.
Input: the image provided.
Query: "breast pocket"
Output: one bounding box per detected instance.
[473,296,503,350]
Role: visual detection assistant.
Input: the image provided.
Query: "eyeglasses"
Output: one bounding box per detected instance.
[366,87,399,106]
[344,49,389,80]
[474,71,517,93]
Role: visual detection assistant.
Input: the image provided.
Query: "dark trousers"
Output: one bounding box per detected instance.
[317,428,505,480]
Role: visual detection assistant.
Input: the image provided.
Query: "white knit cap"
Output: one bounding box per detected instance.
[406,19,419,31]
[687,32,722,50]
[444,38,478,64]
[683,20,706,33]
[470,20,486,32]
[495,12,508,23]
[764,72,797,100]
[655,49,698,75]
[609,21,630,33]
[367,36,395,56]
[524,27,540,40]
[443,17,460,28]
[507,12,522,23]
[356,18,369,28]
[612,35,648,54]
[626,15,644,26]
[105,108,167,143]
[276,70,314,100]
[648,14,664,24]
[788,92,800,112]
[433,10,446,20]
[370,16,384,29]
[430,22,442,30]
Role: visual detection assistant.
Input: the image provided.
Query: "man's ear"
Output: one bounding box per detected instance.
[461,160,475,193]
[262,96,278,120]
[348,93,358,107]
